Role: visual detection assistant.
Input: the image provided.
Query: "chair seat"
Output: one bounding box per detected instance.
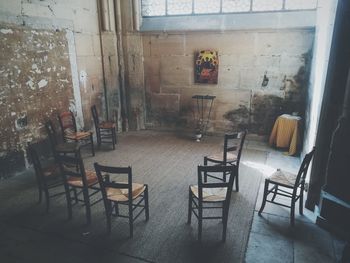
[207,152,238,162]
[268,169,297,187]
[106,183,146,202]
[65,131,92,140]
[190,185,227,202]
[42,164,60,177]
[99,121,116,129]
[67,170,98,187]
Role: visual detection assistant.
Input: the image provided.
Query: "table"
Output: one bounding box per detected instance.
[192,95,216,136]
[269,114,301,155]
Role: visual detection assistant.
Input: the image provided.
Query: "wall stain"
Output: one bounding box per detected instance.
[0,22,73,178]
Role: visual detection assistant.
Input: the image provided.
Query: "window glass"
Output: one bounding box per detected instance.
[285,0,317,10]
[167,0,193,15]
[142,0,166,16]
[141,0,317,17]
[252,0,283,11]
[222,0,251,12]
[194,0,221,14]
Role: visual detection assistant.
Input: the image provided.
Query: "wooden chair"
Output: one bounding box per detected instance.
[58,111,94,156]
[258,147,316,226]
[91,105,117,150]
[57,150,101,224]
[45,120,80,156]
[94,163,149,237]
[28,144,66,212]
[187,165,236,242]
[204,130,247,191]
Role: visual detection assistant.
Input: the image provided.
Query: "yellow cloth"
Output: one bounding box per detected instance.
[269,114,301,155]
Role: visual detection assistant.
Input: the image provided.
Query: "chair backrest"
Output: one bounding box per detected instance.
[91,105,99,128]
[223,130,247,166]
[94,163,133,202]
[58,111,77,137]
[197,165,236,202]
[45,120,58,147]
[56,150,87,185]
[28,144,44,188]
[294,147,316,188]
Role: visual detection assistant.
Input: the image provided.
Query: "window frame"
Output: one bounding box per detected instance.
[141,0,317,18]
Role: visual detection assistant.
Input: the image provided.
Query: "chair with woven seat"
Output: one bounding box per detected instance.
[58,111,94,156]
[57,150,101,224]
[45,120,80,157]
[91,105,117,150]
[94,163,149,237]
[258,147,315,226]
[187,165,236,242]
[28,144,66,212]
[204,130,247,191]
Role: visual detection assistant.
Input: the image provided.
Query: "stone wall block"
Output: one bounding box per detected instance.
[75,33,94,56]
[150,34,185,56]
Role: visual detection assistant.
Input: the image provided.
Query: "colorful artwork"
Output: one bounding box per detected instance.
[195,50,219,84]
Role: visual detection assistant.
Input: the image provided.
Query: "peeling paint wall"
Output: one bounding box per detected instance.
[0,23,73,177]
[143,30,314,135]
[0,0,121,177]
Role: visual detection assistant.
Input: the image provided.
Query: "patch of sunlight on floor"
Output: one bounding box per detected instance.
[242,161,276,178]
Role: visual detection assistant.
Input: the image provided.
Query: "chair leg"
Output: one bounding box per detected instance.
[187,188,192,224]
[64,184,72,220]
[90,134,95,156]
[144,185,149,221]
[272,185,278,201]
[97,129,101,148]
[129,201,133,238]
[73,188,78,204]
[44,189,50,213]
[258,180,269,215]
[222,203,229,242]
[82,188,91,225]
[235,167,239,192]
[106,201,112,234]
[38,187,43,204]
[114,202,119,216]
[113,127,117,144]
[299,186,304,215]
[198,204,202,242]
[290,200,296,226]
[112,128,116,150]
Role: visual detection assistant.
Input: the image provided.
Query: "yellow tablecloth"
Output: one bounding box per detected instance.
[269,114,301,155]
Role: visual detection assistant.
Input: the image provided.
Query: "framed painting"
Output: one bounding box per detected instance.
[195,50,219,84]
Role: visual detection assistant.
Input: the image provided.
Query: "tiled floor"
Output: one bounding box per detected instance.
[244,141,345,263]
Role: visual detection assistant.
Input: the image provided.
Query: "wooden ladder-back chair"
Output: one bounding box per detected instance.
[45,120,80,156]
[57,150,101,224]
[28,144,65,212]
[58,111,94,156]
[91,105,117,150]
[94,163,149,237]
[258,147,316,226]
[204,130,247,191]
[187,165,236,242]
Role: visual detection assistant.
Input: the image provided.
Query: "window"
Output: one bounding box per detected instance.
[141,0,317,17]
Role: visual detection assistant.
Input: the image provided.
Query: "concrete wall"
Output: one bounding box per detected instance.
[0,0,120,177]
[143,29,315,135]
